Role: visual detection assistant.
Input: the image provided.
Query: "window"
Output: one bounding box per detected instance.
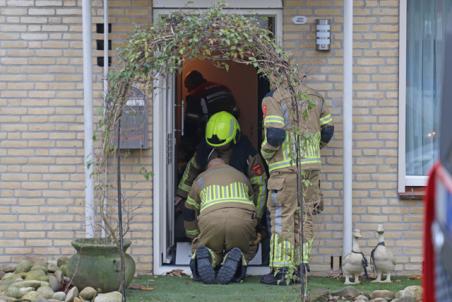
[399,0,450,191]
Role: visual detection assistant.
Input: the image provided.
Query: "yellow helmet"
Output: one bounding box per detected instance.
[205,111,240,147]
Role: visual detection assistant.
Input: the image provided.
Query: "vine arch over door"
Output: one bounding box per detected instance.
[97,5,311,275]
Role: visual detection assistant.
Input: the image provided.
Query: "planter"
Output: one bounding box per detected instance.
[66,238,136,292]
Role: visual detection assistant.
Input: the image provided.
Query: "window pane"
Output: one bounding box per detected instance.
[406,0,449,176]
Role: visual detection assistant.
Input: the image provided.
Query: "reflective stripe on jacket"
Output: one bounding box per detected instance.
[184,163,256,238]
[177,136,267,220]
[260,84,333,172]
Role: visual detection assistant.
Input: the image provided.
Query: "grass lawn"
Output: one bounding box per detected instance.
[126,275,421,302]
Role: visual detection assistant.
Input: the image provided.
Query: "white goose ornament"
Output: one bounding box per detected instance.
[342,229,368,284]
[370,224,395,283]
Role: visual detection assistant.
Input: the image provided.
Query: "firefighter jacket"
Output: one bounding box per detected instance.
[177,135,267,221]
[183,81,239,149]
[184,163,255,238]
[260,84,333,173]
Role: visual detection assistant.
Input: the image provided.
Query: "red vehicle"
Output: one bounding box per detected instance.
[423,11,452,302]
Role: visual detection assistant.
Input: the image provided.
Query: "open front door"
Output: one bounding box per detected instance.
[153,5,281,275]
[153,74,176,265]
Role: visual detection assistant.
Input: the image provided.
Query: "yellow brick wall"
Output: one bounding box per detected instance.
[0,0,423,276]
[106,0,153,275]
[0,0,87,264]
[0,0,154,274]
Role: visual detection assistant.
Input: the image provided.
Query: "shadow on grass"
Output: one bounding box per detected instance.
[127,275,420,302]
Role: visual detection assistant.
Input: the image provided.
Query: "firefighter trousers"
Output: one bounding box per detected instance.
[192,207,258,267]
[267,170,320,269]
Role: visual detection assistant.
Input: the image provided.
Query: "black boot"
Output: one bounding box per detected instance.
[189,258,200,282]
[260,268,291,285]
[195,246,216,284]
[216,247,242,284]
[232,264,247,283]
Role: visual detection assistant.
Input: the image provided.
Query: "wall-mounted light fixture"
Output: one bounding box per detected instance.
[316,19,331,51]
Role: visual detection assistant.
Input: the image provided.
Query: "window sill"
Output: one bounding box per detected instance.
[398,186,425,200]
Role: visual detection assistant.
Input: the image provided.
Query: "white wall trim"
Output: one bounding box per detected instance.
[82,0,95,237]
[398,0,407,193]
[152,75,166,275]
[406,176,428,187]
[342,0,353,258]
[153,0,282,9]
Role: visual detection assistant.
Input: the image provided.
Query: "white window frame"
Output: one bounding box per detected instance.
[398,0,428,192]
[152,3,282,275]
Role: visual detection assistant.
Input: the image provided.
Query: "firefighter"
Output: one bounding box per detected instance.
[176,111,267,236]
[184,157,258,284]
[259,83,334,285]
[182,70,239,159]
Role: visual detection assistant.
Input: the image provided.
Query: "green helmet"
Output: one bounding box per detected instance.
[205,111,240,147]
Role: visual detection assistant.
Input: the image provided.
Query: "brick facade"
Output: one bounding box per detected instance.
[0,0,423,275]
[0,0,153,273]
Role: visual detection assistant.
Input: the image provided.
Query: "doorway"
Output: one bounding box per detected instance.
[152,8,282,275]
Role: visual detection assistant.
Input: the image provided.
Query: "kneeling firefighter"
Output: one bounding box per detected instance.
[177,111,267,283]
[184,157,259,284]
[176,111,267,238]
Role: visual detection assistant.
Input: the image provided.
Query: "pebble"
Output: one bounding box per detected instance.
[392,298,416,302]
[47,263,58,274]
[25,270,48,282]
[22,291,42,302]
[37,286,54,299]
[48,275,60,292]
[64,286,78,302]
[57,257,69,268]
[332,286,361,300]
[31,264,48,272]
[80,286,97,300]
[399,285,422,302]
[94,291,123,302]
[371,289,395,300]
[12,280,42,289]
[54,270,63,284]
[0,265,16,273]
[52,291,66,301]
[15,260,33,274]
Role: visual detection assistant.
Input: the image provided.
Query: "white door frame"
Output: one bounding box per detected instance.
[152,6,282,276]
